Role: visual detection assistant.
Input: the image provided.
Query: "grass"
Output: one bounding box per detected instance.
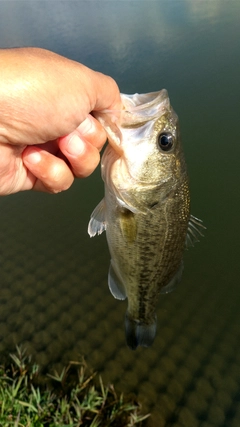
[0,346,150,427]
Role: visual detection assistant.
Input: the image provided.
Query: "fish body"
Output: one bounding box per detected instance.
[88,90,204,350]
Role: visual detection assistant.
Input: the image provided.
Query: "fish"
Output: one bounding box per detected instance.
[88,90,205,350]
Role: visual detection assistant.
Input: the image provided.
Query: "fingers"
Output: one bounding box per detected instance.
[58,115,106,177]
[76,114,107,150]
[22,115,106,193]
[23,139,99,193]
[58,134,100,178]
[23,146,74,193]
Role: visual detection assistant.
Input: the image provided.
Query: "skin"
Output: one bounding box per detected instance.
[0,47,121,195]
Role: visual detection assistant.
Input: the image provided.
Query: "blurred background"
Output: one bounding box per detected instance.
[0,1,240,426]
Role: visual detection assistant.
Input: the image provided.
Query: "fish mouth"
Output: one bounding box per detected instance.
[120,89,170,125]
[94,89,171,156]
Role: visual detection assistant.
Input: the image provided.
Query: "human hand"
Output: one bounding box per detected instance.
[0,48,121,195]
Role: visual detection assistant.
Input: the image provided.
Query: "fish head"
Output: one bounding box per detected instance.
[95,90,187,212]
[119,90,185,187]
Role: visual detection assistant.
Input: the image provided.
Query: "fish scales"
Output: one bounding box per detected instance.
[88,89,204,350]
[106,177,189,321]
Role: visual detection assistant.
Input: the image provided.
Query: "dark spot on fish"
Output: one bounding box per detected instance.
[149,201,159,209]
[119,207,134,217]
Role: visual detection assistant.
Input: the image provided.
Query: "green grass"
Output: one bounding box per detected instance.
[0,346,149,427]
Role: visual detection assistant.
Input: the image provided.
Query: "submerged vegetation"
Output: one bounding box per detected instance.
[0,346,149,427]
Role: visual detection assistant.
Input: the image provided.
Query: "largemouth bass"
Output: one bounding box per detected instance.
[88,90,204,350]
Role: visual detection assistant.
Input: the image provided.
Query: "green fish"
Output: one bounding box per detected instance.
[88,90,204,350]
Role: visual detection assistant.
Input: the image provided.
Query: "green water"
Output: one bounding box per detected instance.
[0,1,240,425]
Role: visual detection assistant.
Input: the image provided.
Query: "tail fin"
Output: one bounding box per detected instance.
[125,312,157,350]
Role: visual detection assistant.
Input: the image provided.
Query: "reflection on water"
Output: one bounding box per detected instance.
[0,1,240,426]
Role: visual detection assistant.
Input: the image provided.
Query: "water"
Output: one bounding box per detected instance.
[0,1,240,425]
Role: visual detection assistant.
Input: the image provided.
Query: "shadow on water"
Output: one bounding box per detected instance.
[0,1,240,426]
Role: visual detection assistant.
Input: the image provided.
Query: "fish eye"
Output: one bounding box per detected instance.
[158,132,174,152]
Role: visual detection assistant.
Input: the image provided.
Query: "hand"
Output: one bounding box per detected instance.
[0,47,121,195]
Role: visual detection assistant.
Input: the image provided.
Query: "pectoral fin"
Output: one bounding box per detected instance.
[88,199,106,237]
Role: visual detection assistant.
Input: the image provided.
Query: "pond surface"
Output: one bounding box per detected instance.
[0,1,240,426]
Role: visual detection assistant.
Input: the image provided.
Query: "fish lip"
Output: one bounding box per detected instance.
[100,89,169,112]
[93,109,124,156]
[95,89,171,128]
[121,89,169,108]
[107,135,124,156]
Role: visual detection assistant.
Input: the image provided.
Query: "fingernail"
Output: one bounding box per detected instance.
[66,135,86,156]
[24,150,41,164]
